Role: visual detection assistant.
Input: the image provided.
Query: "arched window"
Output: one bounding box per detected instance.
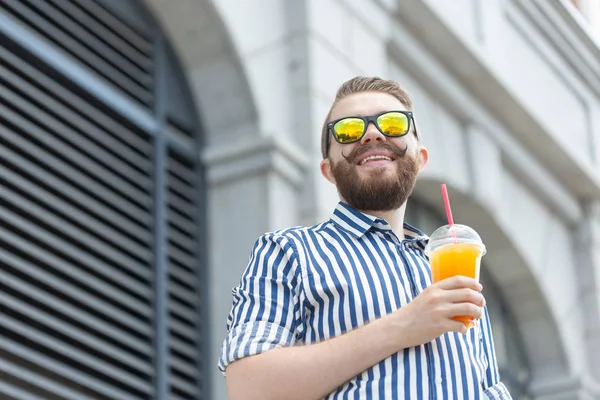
[0,1,206,399]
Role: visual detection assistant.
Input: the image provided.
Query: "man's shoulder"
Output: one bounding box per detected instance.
[256,221,332,248]
[270,221,330,239]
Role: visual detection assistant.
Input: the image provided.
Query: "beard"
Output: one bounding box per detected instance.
[330,143,420,212]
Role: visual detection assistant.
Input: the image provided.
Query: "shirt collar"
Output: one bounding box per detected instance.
[330,202,429,245]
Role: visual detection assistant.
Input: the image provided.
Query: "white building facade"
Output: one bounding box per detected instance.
[148,0,600,399]
[3,0,597,399]
[0,0,600,400]
[145,0,600,398]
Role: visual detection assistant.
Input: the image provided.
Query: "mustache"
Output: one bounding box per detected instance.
[341,143,408,164]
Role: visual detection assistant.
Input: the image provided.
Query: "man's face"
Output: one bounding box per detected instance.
[320,92,429,211]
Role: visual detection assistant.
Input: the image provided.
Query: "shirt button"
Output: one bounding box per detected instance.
[435,377,443,385]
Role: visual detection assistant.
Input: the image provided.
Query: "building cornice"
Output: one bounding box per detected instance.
[392,0,600,202]
[201,135,310,188]
[515,0,600,99]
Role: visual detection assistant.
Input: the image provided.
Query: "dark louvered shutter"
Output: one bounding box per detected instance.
[167,145,204,400]
[0,1,205,399]
[2,0,155,107]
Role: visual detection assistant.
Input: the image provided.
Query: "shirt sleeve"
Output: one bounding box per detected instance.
[217,232,302,375]
[480,307,513,399]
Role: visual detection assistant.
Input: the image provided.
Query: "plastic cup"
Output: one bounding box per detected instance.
[425,224,486,329]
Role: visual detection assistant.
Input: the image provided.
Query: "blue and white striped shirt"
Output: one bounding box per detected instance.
[219,202,512,399]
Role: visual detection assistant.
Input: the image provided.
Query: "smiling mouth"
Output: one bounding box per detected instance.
[343,143,408,165]
[359,155,393,165]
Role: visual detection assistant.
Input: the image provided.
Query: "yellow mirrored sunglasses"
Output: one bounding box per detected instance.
[326,111,416,155]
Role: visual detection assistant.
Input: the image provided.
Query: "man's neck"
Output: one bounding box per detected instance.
[359,203,407,239]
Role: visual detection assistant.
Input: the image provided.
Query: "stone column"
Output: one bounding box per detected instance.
[202,136,308,400]
[577,200,600,398]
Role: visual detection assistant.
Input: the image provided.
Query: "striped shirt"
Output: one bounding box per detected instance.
[219,202,512,399]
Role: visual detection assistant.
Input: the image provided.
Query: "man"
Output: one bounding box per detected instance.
[218,76,512,399]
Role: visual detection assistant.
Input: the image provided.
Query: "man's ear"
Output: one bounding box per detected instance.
[320,158,336,184]
[417,146,429,171]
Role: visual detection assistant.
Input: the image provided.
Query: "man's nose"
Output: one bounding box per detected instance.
[360,121,386,145]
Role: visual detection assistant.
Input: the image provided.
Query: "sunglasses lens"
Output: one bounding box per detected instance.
[333,118,365,143]
[377,112,409,136]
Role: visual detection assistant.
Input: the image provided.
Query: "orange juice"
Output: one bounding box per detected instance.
[430,243,483,328]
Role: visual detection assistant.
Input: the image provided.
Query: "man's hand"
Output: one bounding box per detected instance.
[389,276,485,348]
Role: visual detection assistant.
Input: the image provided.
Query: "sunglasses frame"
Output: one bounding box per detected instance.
[326,110,417,156]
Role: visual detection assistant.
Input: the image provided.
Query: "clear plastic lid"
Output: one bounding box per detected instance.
[424,224,486,256]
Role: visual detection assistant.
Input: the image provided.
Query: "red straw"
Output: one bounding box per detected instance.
[441,184,458,242]
[441,184,454,226]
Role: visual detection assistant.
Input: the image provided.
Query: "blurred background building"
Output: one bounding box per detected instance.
[1,0,599,399]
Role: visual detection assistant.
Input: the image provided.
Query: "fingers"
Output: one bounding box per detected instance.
[447,320,469,335]
[447,303,484,320]
[434,276,482,292]
[444,288,486,307]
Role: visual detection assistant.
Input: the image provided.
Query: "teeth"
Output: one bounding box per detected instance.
[360,155,392,165]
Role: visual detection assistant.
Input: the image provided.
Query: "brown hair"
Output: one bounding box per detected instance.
[321,76,416,159]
